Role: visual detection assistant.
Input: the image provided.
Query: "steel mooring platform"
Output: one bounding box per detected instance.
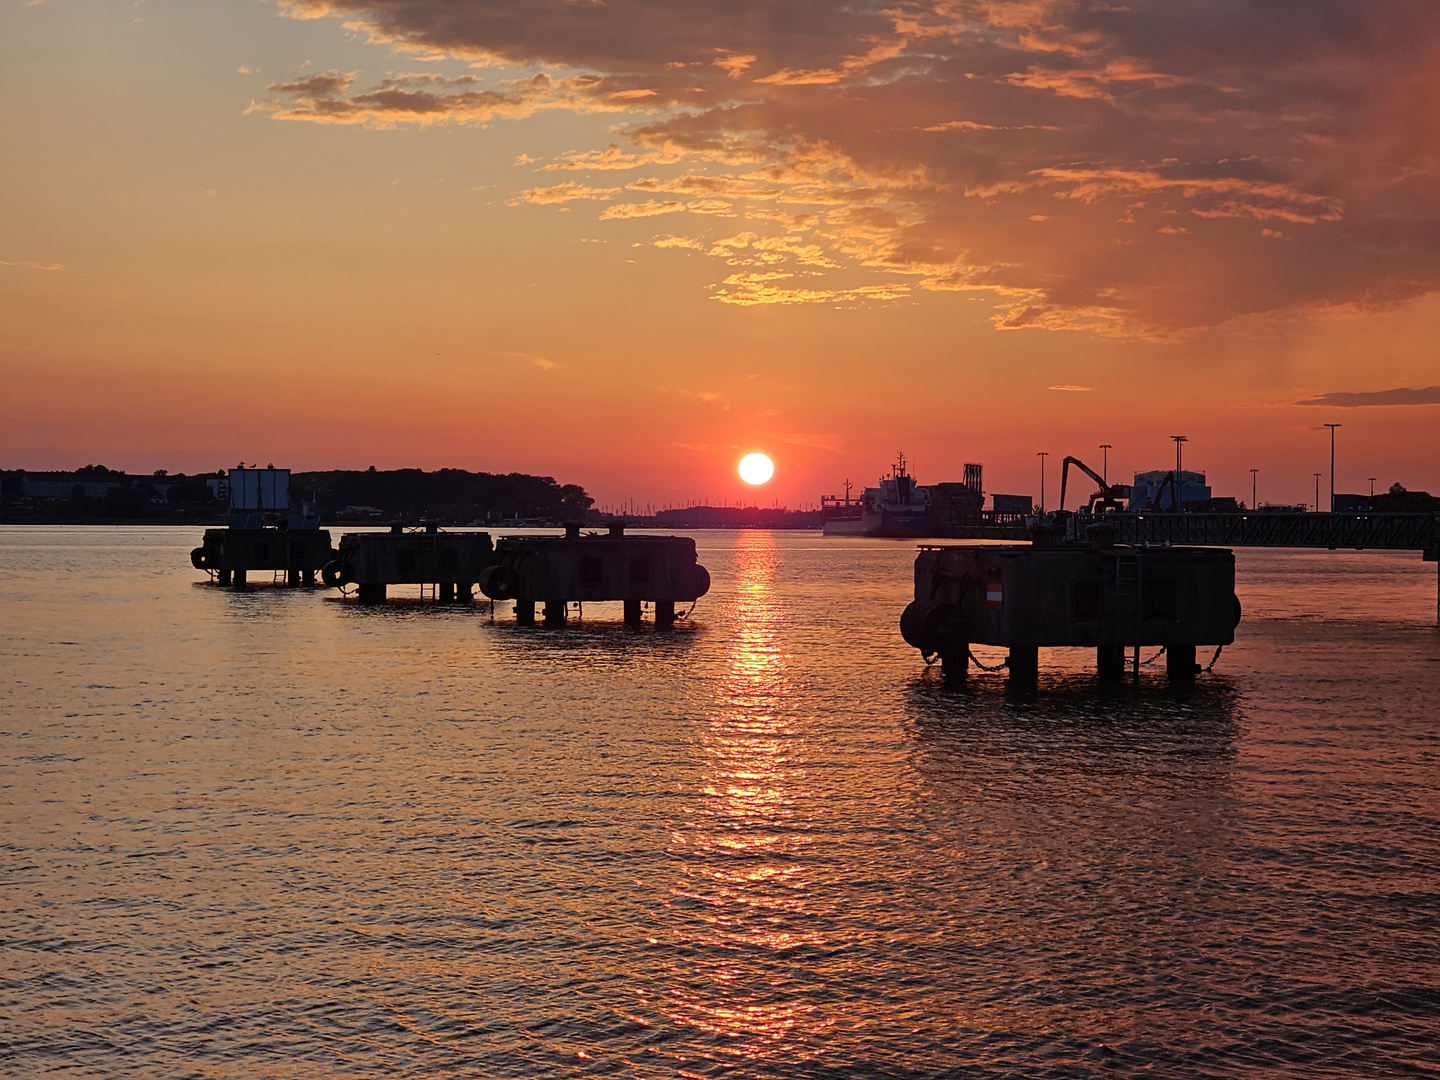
[479,522,710,625]
[322,523,495,603]
[900,526,1240,688]
[191,527,335,588]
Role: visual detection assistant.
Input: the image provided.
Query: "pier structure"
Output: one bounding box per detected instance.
[930,511,1440,622]
[1068,511,1440,622]
[479,522,710,625]
[900,526,1240,688]
[322,523,494,603]
[190,467,334,588]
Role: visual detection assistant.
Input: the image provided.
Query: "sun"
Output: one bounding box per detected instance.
[738,452,775,485]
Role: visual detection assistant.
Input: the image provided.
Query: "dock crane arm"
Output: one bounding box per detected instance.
[1060,456,1133,513]
[1059,456,1108,512]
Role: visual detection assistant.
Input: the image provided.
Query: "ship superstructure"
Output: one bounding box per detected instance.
[820,479,864,535]
[861,452,932,537]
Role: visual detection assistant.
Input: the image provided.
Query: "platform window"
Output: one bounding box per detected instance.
[1144,579,1177,623]
[1071,580,1101,622]
[581,556,605,586]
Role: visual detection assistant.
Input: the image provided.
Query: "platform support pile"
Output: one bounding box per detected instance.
[1007,646,1039,686]
[1097,644,1126,683]
[941,649,968,683]
[1166,643,1198,689]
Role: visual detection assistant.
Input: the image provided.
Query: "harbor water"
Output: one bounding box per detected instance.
[3,526,1438,1077]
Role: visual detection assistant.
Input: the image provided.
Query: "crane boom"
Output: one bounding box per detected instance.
[1059,455,1132,513]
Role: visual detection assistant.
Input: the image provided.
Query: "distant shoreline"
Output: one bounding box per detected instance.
[0,518,824,530]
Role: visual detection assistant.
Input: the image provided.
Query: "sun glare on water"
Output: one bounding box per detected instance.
[738,453,775,486]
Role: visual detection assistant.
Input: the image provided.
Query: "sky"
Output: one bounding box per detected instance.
[3,0,1439,509]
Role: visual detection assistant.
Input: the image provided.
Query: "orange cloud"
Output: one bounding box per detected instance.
[599,200,686,219]
[519,182,620,204]
[260,0,1440,336]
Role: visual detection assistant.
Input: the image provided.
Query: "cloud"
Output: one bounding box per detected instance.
[248,69,639,126]
[666,387,728,406]
[518,181,619,204]
[266,0,1440,333]
[707,231,839,268]
[540,143,683,171]
[0,259,61,271]
[1296,386,1440,407]
[497,350,561,371]
[1048,385,1092,392]
[711,271,909,306]
[713,52,756,79]
[599,200,685,219]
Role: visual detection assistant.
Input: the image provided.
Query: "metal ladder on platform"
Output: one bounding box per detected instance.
[1116,552,1142,675]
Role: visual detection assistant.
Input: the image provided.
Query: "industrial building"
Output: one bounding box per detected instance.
[1130,470,1211,511]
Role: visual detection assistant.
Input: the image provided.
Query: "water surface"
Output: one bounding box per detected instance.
[3,527,1438,1077]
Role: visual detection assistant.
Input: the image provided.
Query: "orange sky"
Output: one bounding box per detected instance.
[3,0,1439,508]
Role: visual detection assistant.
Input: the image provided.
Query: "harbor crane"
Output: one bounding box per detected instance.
[1058,455,1132,513]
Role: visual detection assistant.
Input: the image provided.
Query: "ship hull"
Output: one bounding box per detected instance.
[822,518,866,536]
[862,507,932,537]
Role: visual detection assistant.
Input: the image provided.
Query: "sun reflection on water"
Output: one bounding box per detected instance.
[657,531,833,1059]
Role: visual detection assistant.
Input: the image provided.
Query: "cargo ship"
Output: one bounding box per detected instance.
[861,453,932,537]
[821,480,864,535]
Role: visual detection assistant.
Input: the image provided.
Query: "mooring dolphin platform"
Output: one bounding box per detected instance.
[901,523,1241,687]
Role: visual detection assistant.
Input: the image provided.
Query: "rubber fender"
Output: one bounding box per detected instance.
[478,564,517,600]
[693,563,711,599]
[190,547,209,569]
[321,560,344,588]
[900,599,958,653]
[1232,594,1242,628]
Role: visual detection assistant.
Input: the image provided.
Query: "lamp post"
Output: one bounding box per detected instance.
[1037,451,1049,514]
[1170,435,1188,510]
[1324,423,1341,513]
[1369,477,1376,499]
[1314,472,1322,512]
[1250,468,1258,511]
[1099,443,1112,485]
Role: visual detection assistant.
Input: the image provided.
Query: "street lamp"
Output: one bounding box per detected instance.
[1170,435,1188,510]
[1250,468,1259,511]
[1037,451,1049,514]
[1324,423,1342,513]
[1369,477,1376,499]
[1099,444,1112,485]
[1314,472,1322,512]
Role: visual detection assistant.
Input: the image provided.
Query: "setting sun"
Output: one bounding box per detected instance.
[738,453,775,486]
